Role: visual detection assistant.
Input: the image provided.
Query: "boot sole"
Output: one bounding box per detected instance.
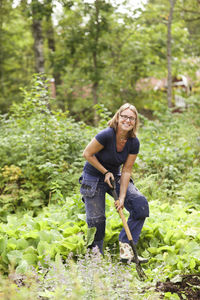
[120,257,149,264]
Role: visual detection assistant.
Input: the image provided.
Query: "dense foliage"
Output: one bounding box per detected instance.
[0,76,97,221]
[0,77,199,298]
[1,0,200,119]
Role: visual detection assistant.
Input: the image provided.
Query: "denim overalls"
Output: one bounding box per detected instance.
[80,172,149,254]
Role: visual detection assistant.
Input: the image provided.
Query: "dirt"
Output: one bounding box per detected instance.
[155,274,200,299]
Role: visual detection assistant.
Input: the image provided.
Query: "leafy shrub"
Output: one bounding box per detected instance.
[0,76,98,220]
[136,102,200,200]
[0,194,199,277]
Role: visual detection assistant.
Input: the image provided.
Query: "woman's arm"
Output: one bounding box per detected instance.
[83,138,114,187]
[115,154,137,211]
[83,138,105,172]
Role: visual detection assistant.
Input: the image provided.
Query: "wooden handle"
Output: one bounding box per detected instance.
[115,200,132,241]
[112,185,147,279]
[111,182,133,242]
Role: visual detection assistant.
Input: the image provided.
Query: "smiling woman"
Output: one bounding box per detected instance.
[79,103,149,262]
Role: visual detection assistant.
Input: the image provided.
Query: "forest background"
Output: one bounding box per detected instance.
[1,0,200,119]
[0,0,200,299]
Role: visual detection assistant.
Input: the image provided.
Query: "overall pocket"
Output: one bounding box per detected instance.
[80,173,99,198]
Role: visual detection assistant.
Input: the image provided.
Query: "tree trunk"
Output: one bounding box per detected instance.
[31,0,45,74]
[45,0,61,90]
[167,0,176,108]
[92,0,100,125]
[0,0,3,95]
[92,81,98,125]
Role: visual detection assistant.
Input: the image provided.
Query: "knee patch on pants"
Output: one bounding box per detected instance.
[132,196,149,219]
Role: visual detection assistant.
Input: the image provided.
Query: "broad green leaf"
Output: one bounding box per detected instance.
[0,238,6,253]
[104,232,119,244]
[1,251,9,264]
[157,246,175,253]
[86,227,96,247]
[163,252,177,265]
[164,230,175,244]
[148,247,158,255]
[39,231,54,243]
[164,292,180,299]
[175,239,187,250]
[62,225,80,238]
[7,250,23,266]
[177,260,184,270]
[16,239,29,250]
[55,253,62,266]
[7,238,18,251]
[16,259,29,274]
[184,241,200,257]
[21,231,39,239]
[59,241,77,251]
[23,253,38,265]
[196,233,200,241]
[37,241,49,256]
[190,258,196,270]
[24,246,37,255]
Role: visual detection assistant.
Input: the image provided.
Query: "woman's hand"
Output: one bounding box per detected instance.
[114,198,124,211]
[104,172,114,188]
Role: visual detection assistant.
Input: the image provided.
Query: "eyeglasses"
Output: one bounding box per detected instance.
[120,114,136,122]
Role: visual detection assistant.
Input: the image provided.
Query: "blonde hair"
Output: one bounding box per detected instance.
[108,103,139,138]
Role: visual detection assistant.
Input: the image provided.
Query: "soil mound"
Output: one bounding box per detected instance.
[156,274,200,299]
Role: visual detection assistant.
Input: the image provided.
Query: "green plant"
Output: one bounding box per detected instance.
[0,76,97,220]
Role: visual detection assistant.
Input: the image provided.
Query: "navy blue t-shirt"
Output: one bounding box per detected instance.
[83,127,140,177]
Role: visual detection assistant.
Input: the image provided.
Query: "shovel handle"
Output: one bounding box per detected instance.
[110,178,147,280]
[110,179,132,241]
[116,201,133,241]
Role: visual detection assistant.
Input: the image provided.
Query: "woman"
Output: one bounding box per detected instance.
[80,103,149,261]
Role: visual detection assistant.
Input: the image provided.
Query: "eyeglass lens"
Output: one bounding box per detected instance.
[120,114,136,121]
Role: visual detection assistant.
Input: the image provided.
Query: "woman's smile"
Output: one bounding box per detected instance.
[118,108,136,132]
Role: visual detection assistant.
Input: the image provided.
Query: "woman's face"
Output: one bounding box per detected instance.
[118,108,136,132]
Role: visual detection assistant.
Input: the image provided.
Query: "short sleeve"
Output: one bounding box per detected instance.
[129,137,140,154]
[95,128,113,146]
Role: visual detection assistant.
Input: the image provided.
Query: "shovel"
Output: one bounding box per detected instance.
[110,178,147,280]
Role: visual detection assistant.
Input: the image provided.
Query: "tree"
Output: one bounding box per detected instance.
[82,0,113,124]
[55,0,114,122]
[177,0,200,56]
[167,0,176,108]
[0,0,35,112]
[132,0,192,109]
[43,0,61,91]
[0,0,199,119]
[0,0,8,106]
[31,0,45,73]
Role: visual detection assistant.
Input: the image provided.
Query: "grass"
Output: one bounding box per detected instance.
[0,249,161,300]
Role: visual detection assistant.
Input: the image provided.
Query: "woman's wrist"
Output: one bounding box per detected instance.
[104,170,110,176]
[119,195,125,202]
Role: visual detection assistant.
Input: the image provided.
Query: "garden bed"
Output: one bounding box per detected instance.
[156,274,200,299]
